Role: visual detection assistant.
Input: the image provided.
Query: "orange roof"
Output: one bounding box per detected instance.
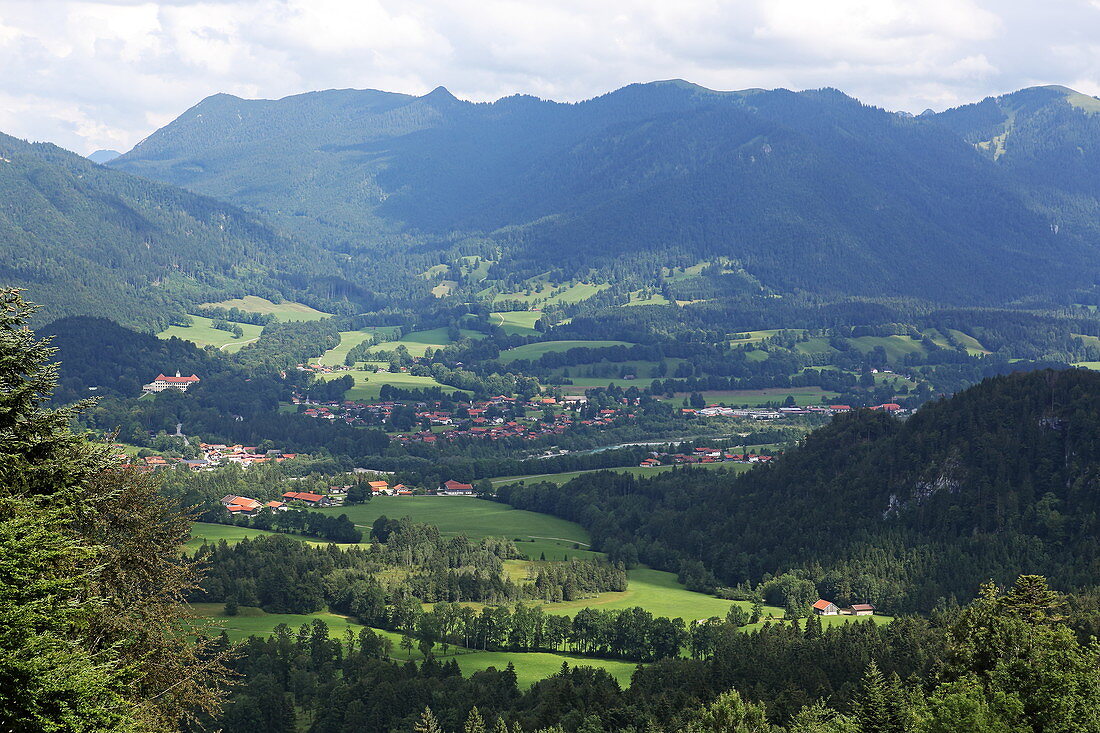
[812,599,835,611]
[155,373,200,383]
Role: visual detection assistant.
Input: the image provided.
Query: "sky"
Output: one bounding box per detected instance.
[1,0,1099,155]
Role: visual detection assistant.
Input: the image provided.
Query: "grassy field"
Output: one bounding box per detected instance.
[190,603,637,687]
[847,335,927,363]
[202,295,332,321]
[491,311,543,336]
[493,282,609,307]
[499,340,632,363]
[454,651,637,688]
[490,462,753,487]
[316,369,466,401]
[668,386,838,406]
[317,330,376,366]
[157,315,262,352]
[315,497,597,561]
[366,327,485,358]
[185,522,369,551]
[543,568,784,622]
[623,291,670,307]
[730,329,807,345]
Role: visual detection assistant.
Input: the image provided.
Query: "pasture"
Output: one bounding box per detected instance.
[202,295,332,321]
[316,369,466,401]
[623,290,670,307]
[454,651,637,688]
[157,315,262,352]
[315,497,597,561]
[189,603,636,687]
[493,282,608,307]
[366,327,485,358]
[666,386,838,406]
[499,340,632,363]
[491,311,543,335]
[543,568,785,622]
[317,330,375,366]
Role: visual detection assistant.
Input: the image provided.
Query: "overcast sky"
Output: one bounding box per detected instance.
[2,0,1099,155]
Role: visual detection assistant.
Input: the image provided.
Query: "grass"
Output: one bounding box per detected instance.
[847,335,927,364]
[366,327,485,358]
[666,387,838,406]
[490,462,753,487]
[316,369,466,401]
[499,340,632,363]
[317,330,376,366]
[315,497,597,561]
[455,651,637,688]
[157,315,262,352]
[202,295,331,321]
[623,291,670,307]
[492,311,543,336]
[493,282,609,307]
[185,522,370,551]
[730,329,806,345]
[190,603,637,687]
[543,568,785,622]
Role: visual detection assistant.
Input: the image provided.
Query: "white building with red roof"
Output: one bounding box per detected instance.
[143,371,201,393]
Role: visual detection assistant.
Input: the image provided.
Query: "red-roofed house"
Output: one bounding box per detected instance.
[812,599,839,616]
[143,371,201,393]
[439,480,475,496]
[282,491,323,505]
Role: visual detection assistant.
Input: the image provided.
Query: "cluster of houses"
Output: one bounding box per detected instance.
[687,403,903,419]
[292,394,634,444]
[118,443,299,473]
[218,479,479,516]
[812,599,876,616]
[219,495,288,515]
[638,447,775,468]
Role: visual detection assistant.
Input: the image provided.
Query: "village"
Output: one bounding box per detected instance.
[216,477,479,517]
[119,442,300,473]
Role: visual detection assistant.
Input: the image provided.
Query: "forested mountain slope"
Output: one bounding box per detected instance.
[500,369,1100,611]
[0,132,340,329]
[113,82,1100,305]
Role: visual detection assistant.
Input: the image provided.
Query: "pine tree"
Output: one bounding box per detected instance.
[0,290,229,731]
[465,706,487,733]
[415,706,443,733]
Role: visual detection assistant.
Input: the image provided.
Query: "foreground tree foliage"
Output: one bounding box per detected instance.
[0,290,229,731]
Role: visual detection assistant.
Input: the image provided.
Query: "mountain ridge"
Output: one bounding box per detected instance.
[111,81,1100,306]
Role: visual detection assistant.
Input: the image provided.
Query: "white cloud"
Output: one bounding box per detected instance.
[0,0,1097,154]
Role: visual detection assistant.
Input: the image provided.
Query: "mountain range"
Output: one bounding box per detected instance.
[0,132,346,329]
[6,81,1100,330]
[109,81,1100,306]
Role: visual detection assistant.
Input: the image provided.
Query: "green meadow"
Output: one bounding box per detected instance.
[491,311,543,335]
[623,291,670,307]
[317,330,375,366]
[542,567,785,622]
[189,603,637,687]
[493,282,609,307]
[499,340,632,363]
[316,497,597,561]
[366,326,486,358]
[668,386,838,406]
[316,369,466,401]
[157,315,263,352]
[202,295,332,321]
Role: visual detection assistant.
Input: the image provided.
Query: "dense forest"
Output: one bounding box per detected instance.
[501,369,1100,612]
[195,575,1100,732]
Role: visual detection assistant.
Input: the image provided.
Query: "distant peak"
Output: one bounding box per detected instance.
[423,86,458,101]
[87,149,121,164]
